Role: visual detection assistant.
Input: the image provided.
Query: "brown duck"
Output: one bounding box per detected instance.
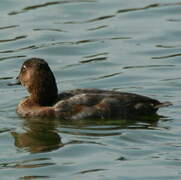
[15,58,171,119]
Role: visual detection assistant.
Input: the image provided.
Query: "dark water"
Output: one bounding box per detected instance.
[0,0,181,179]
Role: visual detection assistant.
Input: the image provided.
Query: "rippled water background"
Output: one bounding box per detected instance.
[0,0,181,179]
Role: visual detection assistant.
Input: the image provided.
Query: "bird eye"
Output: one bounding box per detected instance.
[22,65,27,72]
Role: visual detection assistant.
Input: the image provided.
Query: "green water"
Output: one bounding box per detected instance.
[0,0,180,179]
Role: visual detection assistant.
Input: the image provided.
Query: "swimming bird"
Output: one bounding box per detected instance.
[15,58,171,119]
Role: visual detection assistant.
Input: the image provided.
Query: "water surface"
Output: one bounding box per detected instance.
[0,0,181,179]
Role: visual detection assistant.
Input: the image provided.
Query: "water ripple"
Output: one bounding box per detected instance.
[62,52,108,68]
[0,158,53,169]
[167,18,181,22]
[117,3,160,14]
[80,57,107,64]
[0,25,19,30]
[76,168,107,174]
[0,35,27,43]
[0,55,26,61]
[156,44,181,48]
[87,15,115,23]
[0,128,12,133]
[152,53,181,59]
[0,36,129,54]
[0,45,37,54]
[84,52,108,59]
[92,72,122,80]
[64,2,181,24]
[117,2,181,14]
[19,176,50,179]
[87,25,108,31]
[123,65,175,69]
[65,14,115,24]
[0,77,12,81]
[60,126,122,137]
[33,28,66,33]
[8,1,64,15]
[8,0,96,16]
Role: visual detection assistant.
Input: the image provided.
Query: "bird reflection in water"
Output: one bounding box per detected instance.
[11,118,61,153]
[11,114,168,153]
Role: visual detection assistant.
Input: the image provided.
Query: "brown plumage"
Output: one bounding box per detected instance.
[16,58,171,119]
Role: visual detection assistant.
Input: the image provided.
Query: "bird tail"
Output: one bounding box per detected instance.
[155,101,172,109]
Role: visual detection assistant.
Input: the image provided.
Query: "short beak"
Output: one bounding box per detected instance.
[7,76,21,86]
